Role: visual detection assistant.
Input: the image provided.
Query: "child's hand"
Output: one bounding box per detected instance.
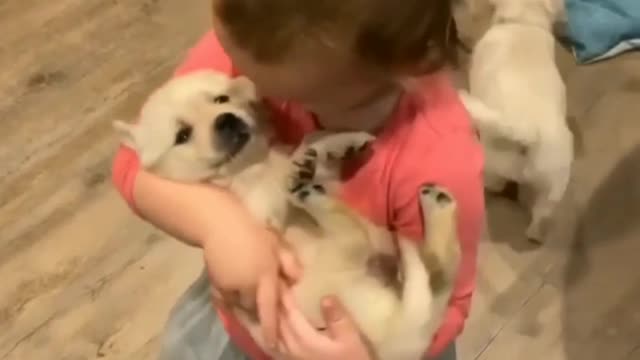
[276,291,372,360]
[202,221,302,350]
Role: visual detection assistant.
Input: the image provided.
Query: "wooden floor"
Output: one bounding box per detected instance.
[1,1,639,359]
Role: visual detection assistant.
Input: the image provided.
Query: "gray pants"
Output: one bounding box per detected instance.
[158,270,457,360]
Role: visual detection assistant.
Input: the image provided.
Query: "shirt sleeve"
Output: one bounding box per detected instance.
[390,115,485,356]
[111,31,233,213]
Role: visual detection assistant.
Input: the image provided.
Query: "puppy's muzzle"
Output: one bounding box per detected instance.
[214,112,250,156]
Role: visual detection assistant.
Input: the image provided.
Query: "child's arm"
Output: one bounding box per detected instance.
[111,30,236,245]
[114,150,284,346]
[390,120,485,356]
[110,31,285,348]
[131,166,250,247]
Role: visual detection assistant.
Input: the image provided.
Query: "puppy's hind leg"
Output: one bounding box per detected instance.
[381,184,461,357]
[419,184,461,294]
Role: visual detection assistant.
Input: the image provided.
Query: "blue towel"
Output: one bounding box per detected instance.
[565,0,640,63]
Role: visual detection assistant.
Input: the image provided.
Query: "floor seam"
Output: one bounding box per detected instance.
[473,280,546,360]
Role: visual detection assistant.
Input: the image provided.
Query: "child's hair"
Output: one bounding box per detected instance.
[214,0,459,74]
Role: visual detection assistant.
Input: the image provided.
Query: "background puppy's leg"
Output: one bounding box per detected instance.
[526,133,573,243]
[484,171,508,193]
[526,166,571,243]
[527,184,554,243]
[483,148,527,184]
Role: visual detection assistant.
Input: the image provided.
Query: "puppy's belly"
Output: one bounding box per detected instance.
[283,225,355,323]
[291,266,399,343]
[291,269,360,327]
[283,225,398,340]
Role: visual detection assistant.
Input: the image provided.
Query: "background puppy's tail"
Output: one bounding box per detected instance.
[458,89,537,145]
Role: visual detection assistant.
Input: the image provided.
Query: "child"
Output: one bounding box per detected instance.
[112,0,485,359]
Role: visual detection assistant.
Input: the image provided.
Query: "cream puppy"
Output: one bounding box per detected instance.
[461,0,572,242]
[115,71,461,359]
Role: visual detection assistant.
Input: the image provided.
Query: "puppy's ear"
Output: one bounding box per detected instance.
[230,76,258,100]
[114,117,172,168]
[113,120,138,149]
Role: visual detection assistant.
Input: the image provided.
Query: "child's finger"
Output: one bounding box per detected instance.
[278,313,303,358]
[211,288,229,311]
[282,291,333,350]
[278,248,302,282]
[257,274,279,350]
[322,296,360,341]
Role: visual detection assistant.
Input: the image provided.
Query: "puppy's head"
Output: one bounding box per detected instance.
[489,0,561,28]
[114,71,272,182]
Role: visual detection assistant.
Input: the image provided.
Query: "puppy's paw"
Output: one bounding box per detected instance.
[525,221,546,245]
[289,183,328,209]
[314,132,375,161]
[420,184,456,214]
[289,148,318,193]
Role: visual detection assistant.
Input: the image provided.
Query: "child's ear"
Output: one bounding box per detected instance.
[113,120,138,150]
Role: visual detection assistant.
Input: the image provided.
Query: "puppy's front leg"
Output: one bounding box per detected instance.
[288,181,369,258]
[290,130,374,184]
[286,131,375,258]
[289,143,366,247]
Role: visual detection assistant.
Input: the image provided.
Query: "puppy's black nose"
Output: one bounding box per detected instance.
[215,112,246,133]
[213,112,250,153]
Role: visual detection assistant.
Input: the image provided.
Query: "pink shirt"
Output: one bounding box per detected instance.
[112,31,484,358]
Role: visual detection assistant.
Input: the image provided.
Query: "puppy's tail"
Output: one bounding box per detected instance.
[458,89,537,145]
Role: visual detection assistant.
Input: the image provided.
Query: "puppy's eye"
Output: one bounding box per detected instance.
[175,125,193,145]
[212,95,230,104]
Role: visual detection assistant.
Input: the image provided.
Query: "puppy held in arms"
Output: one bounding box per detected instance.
[460,0,573,243]
[114,70,461,360]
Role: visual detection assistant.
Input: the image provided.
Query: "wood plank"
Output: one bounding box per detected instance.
[0,0,210,263]
[0,0,209,359]
[0,190,201,359]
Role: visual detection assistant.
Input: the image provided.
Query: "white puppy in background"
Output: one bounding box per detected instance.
[460,0,573,243]
[114,71,461,360]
